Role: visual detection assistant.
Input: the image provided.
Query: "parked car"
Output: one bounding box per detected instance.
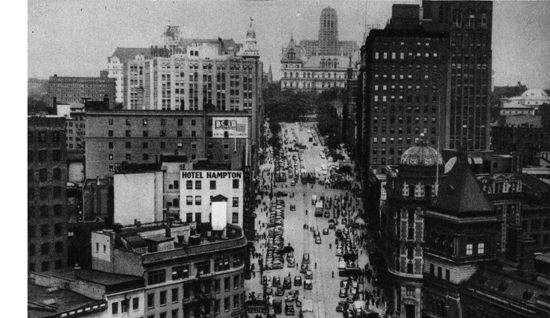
[324,211,330,218]
[323,228,329,235]
[290,204,296,211]
[315,236,322,244]
[338,258,346,270]
[263,276,271,286]
[285,290,299,302]
[294,275,302,286]
[336,301,345,312]
[300,263,309,273]
[287,259,296,268]
[305,270,313,280]
[275,287,285,296]
[340,280,349,289]
[273,276,281,287]
[283,276,292,290]
[304,279,313,290]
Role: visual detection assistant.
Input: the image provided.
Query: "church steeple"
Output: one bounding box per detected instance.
[243,18,259,58]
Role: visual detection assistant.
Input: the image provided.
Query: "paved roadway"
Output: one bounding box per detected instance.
[246,122,385,318]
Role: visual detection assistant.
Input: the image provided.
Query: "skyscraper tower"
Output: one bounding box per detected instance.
[422,0,493,151]
[318,7,339,55]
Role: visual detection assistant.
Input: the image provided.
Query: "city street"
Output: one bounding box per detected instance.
[246,122,385,318]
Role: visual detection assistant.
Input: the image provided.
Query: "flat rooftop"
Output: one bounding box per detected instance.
[28,283,106,318]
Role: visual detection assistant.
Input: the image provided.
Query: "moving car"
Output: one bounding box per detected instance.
[322,228,329,235]
[315,236,322,244]
[304,279,313,290]
[302,253,310,265]
[285,304,295,315]
[300,263,309,273]
[273,276,281,287]
[339,288,347,298]
[283,276,292,290]
[285,290,299,302]
[275,287,285,296]
[336,301,345,312]
[305,270,313,280]
[290,204,296,211]
[294,275,302,286]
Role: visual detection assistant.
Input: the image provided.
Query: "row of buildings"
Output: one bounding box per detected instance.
[29,22,268,318]
[338,1,550,317]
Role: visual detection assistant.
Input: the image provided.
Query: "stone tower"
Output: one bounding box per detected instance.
[318,7,338,55]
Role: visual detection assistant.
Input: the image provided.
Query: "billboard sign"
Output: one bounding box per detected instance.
[212,117,248,138]
[211,201,227,231]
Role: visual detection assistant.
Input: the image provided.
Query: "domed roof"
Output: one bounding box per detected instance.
[521,88,549,99]
[400,136,443,167]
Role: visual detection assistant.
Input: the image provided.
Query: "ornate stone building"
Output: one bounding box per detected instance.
[383,137,445,318]
[280,7,359,92]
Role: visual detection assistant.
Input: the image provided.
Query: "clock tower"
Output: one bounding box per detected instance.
[242,18,259,58]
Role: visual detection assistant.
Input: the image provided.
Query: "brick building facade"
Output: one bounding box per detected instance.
[28,116,68,273]
[48,74,116,109]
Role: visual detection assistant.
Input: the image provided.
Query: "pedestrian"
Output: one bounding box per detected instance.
[315,263,317,269]
[329,243,332,249]
[332,271,334,278]
[376,299,380,308]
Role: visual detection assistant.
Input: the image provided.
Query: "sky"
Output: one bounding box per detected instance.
[28,0,550,89]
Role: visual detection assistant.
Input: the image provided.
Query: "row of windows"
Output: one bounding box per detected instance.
[28,242,64,257]
[373,105,439,114]
[28,150,62,163]
[184,179,239,190]
[108,141,230,150]
[111,297,139,315]
[108,130,202,138]
[28,224,64,238]
[28,205,63,218]
[372,136,436,145]
[145,291,245,318]
[28,131,62,143]
[283,71,344,79]
[178,212,239,225]
[28,168,63,182]
[146,256,244,286]
[375,51,439,60]
[28,186,64,201]
[29,260,64,272]
[108,152,232,162]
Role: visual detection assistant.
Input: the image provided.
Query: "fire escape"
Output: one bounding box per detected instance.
[191,272,214,318]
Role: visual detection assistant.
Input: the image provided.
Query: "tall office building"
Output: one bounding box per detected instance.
[359,4,449,173]
[422,0,493,152]
[28,116,68,273]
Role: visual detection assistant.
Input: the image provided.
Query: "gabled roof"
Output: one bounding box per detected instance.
[430,156,492,215]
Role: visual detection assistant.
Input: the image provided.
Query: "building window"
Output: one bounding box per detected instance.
[132,298,139,311]
[214,279,221,293]
[38,150,47,162]
[112,302,118,315]
[477,243,485,254]
[41,243,50,255]
[108,142,114,149]
[148,269,166,285]
[210,180,216,189]
[430,264,434,276]
[126,154,132,161]
[406,286,415,296]
[39,132,46,142]
[224,277,231,291]
[195,196,202,205]
[52,150,61,161]
[232,212,239,224]
[232,197,239,207]
[172,265,189,280]
[196,261,210,275]
[446,269,450,281]
[233,179,239,189]
[186,196,193,205]
[143,154,149,161]
[186,213,193,222]
[224,297,230,311]
[41,261,50,272]
[191,143,197,149]
[55,242,63,253]
[109,154,114,160]
[195,180,201,190]
[147,293,154,309]
[186,180,192,189]
[215,257,231,271]
[39,169,48,181]
[191,131,196,137]
[108,130,113,137]
[159,291,167,306]
[466,244,473,255]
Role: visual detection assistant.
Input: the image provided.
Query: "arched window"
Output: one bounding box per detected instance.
[334,60,339,68]
[289,72,293,78]
[453,10,462,28]
[321,58,326,68]
[284,72,287,78]
[303,82,306,88]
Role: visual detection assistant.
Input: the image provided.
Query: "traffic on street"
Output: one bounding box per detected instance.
[245,122,387,318]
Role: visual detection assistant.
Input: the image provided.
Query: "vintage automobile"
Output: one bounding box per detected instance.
[304,279,313,290]
[294,275,302,286]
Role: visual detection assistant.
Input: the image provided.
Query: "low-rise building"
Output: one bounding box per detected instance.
[91,221,248,318]
[48,73,116,109]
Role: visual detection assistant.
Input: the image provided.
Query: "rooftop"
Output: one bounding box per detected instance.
[28,283,106,318]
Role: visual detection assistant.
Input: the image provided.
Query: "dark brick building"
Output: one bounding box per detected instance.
[491,126,550,165]
[48,73,116,109]
[359,4,450,173]
[28,116,68,273]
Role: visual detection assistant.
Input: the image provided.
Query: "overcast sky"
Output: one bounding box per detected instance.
[28,0,550,89]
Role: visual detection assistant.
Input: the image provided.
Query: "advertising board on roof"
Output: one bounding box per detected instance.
[212,117,248,138]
